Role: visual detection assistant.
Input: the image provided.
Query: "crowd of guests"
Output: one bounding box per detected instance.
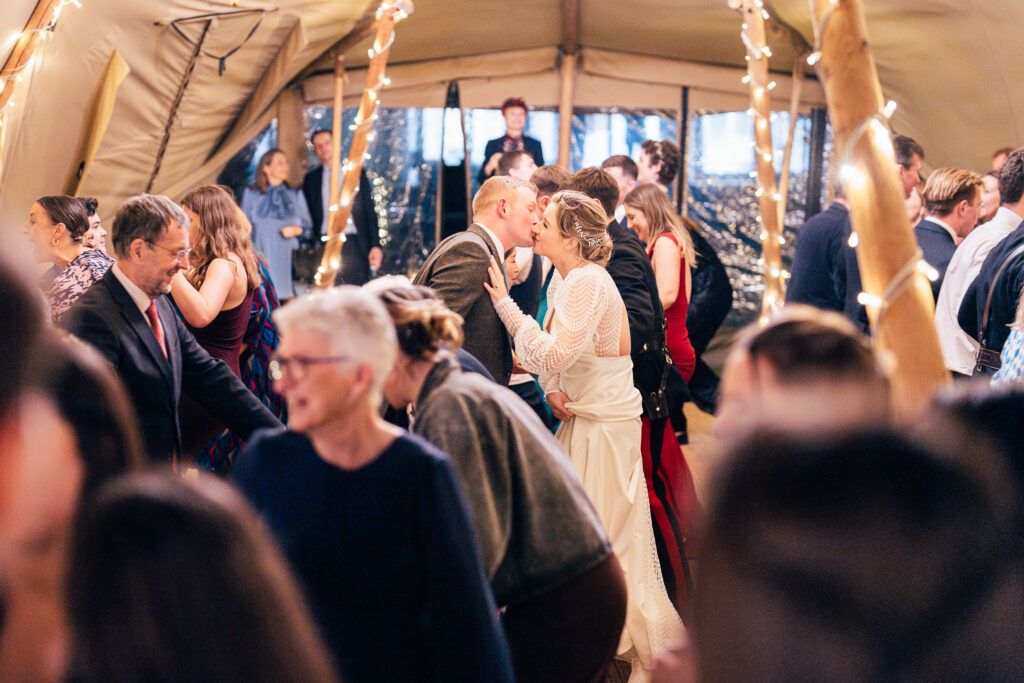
[3,100,1024,683]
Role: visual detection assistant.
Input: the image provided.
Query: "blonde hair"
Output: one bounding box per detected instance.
[548,190,613,266]
[472,175,538,216]
[367,277,465,360]
[623,182,696,267]
[922,168,982,216]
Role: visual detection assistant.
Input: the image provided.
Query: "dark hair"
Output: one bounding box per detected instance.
[309,128,331,144]
[893,134,925,168]
[29,333,144,496]
[252,148,294,194]
[110,194,189,259]
[735,306,885,388]
[998,148,1024,205]
[376,283,464,360]
[67,471,338,683]
[600,154,639,181]
[77,197,99,217]
[641,139,681,186]
[993,147,1014,162]
[560,167,620,218]
[530,165,571,197]
[37,195,90,242]
[0,252,46,418]
[697,429,1017,681]
[496,149,533,176]
[500,97,528,113]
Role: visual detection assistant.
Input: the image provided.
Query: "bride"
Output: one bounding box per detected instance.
[485,190,682,679]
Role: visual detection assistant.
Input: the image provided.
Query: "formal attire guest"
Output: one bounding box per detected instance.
[197,251,287,470]
[488,191,683,680]
[685,224,733,414]
[23,195,115,323]
[62,194,281,465]
[958,222,1024,358]
[478,97,545,184]
[241,148,312,300]
[302,133,381,285]
[373,280,627,683]
[936,206,1021,376]
[915,216,958,300]
[787,201,850,311]
[232,287,512,683]
[172,185,261,465]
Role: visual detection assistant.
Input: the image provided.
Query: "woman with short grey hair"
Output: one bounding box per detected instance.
[232,286,513,683]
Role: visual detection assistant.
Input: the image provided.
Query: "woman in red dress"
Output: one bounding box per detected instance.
[623,182,701,612]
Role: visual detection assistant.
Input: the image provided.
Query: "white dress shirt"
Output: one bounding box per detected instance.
[111,263,154,315]
[935,206,1023,374]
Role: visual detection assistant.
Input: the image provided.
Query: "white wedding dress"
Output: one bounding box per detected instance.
[495,262,682,680]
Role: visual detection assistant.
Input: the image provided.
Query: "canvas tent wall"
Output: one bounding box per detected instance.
[0,0,1019,228]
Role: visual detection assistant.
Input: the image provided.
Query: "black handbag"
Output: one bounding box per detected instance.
[975,243,1024,375]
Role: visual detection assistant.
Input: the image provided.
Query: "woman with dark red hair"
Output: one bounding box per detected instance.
[478,97,545,183]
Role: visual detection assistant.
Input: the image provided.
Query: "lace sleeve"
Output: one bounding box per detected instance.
[494,266,609,384]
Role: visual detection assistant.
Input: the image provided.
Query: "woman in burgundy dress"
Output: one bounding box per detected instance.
[623,182,701,612]
[172,185,261,470]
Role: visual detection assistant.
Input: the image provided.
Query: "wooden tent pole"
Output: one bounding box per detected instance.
[0,0,62,119]
[434,84,448,248]
[738,0,785,316]
[810,0,949,417]
[327,54,345,232]
[557,53,577,170]
[315,0,412,288]
[776,56,805,229]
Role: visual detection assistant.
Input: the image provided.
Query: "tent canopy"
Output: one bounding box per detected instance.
[0,0,1017,225]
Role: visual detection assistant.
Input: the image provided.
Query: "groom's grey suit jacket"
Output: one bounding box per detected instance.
[414,224,512,385]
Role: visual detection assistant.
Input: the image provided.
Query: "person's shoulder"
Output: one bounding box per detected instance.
[234,427,303,472]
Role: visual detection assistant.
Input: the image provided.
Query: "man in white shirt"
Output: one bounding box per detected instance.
[936,149,1024,376]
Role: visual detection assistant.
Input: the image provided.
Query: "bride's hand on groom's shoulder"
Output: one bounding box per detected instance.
[483,257,508,303]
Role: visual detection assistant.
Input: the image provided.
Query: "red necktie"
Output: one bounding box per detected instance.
[146,302,167,357]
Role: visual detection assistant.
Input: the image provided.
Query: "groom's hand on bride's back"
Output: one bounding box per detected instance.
[546,391,573,421]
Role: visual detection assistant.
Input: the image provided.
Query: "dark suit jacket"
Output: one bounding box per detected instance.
[915,218,958,301]
[606,220,672,399]
[477,135,545,184]
[786,202,849,312]
[958,222,1024,352]
[687,229,733,355]
[302,166,380,285]
[63,270,282,462]
[414,224,512,385]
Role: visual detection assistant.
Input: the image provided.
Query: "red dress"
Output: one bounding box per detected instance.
[648,233,696,382]
[643,233,701,612]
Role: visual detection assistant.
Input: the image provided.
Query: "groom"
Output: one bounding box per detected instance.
[414,176,540,385]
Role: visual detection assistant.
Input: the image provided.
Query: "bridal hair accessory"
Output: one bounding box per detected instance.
[556,191,606,248]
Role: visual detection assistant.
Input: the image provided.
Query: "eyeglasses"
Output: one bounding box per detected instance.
[147,241,192,263]
[269,354,353,382]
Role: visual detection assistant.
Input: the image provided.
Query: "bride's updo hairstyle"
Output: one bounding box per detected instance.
[367,276,465,361]
[550,190,612,266]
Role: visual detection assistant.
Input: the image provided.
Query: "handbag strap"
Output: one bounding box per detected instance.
[979,242,1024,345]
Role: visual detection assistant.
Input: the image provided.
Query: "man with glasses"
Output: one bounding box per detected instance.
[63,193,281,465]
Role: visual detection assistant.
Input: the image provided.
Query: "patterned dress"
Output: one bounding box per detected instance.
[46,249,114,323]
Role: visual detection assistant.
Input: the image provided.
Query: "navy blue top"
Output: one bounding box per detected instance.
[915,218,957,301]
[958,220,1024,352]
[787,202,850,312]
[232,429,513,683]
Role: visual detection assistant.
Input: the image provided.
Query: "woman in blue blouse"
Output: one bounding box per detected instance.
[241,148,311,300]
[232,287,512,683]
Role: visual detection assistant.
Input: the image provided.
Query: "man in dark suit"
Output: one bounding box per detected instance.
[63,194,282,464]
[787,184,850,312]
[414,176,540,385]
[914,167,982,300]
[600,155,638,230]
[302,129,382,286]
